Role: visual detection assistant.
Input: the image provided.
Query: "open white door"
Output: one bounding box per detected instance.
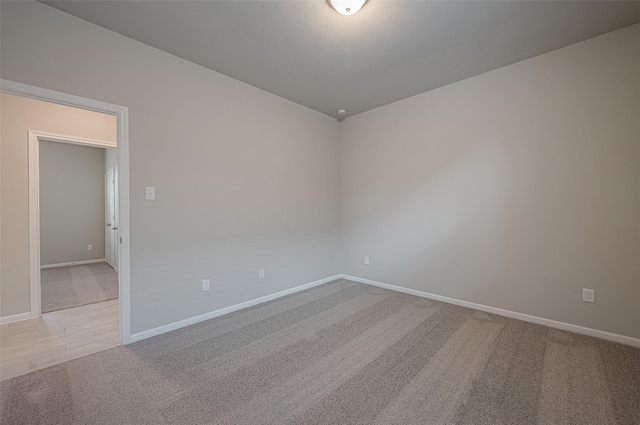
[105,167,118,271]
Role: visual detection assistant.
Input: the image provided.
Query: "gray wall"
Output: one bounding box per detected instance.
[339,24,640,339]
[1,1,341,333]
[0,92,117,317]
[40,141,106,266]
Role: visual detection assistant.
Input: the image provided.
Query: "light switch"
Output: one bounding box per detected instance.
[145,187,156,201]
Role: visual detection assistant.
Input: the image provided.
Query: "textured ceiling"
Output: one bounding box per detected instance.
[42,1,640,119]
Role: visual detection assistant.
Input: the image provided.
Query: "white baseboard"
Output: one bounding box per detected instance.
[0,312,32,325]
[340,274,640,349]
[41,258,106,269]
[127,272,640,348]
[130,274,342,343]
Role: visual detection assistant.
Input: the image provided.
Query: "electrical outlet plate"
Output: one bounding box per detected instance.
[364,256,370,265]
[259,269,265,279]
[202,279,210,291]
[582,288,595,303]
[145,186,156,201]
[87,245,92,251]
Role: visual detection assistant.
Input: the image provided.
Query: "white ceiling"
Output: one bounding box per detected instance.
[42,1,640,119]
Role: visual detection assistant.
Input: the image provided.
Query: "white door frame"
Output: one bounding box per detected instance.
[1,79,132,345]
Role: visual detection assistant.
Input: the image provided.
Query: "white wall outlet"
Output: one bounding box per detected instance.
[202,279,210,292]
[583,288,595,303]
[87,244,93,251]
[145,186,156,201]
[364,256,370,265]
[259,269,265,279]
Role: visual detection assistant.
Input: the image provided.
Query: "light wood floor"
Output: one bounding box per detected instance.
[0,299,119,381]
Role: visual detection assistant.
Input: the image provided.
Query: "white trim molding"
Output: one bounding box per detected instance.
[1,79,126,116]
[32,130,115,148]
[130,275,342,343]
[341,274,640,348]
[1,79,131,345]
[0,312,32,325]
[41,259,107,269]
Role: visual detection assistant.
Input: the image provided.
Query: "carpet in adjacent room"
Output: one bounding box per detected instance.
[40,262,118,313]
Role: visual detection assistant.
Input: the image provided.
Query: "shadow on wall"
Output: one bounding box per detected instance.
[343,140,511,299]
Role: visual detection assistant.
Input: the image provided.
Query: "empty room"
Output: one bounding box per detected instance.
[0,1,638,424]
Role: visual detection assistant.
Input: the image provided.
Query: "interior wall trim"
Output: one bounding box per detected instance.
[129,274,343,343]
[40,259,107,269]
[0,312,32,325]
[340,274,640,348]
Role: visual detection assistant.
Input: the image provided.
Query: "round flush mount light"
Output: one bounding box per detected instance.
[327,0,369,16]
[337,108,347,116]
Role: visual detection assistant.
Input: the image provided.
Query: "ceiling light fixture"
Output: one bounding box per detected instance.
[327,0,369,16]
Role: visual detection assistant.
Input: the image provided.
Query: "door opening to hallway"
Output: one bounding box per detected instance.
[0,91,124,381]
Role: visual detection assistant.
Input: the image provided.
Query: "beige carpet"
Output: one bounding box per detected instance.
[1,279,638,424]
[40,262,119,313]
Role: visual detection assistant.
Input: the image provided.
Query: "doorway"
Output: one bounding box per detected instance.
[37,140,119,314]
[0,79,131,379]
[0,79,130,381]
[0,79,133,345]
